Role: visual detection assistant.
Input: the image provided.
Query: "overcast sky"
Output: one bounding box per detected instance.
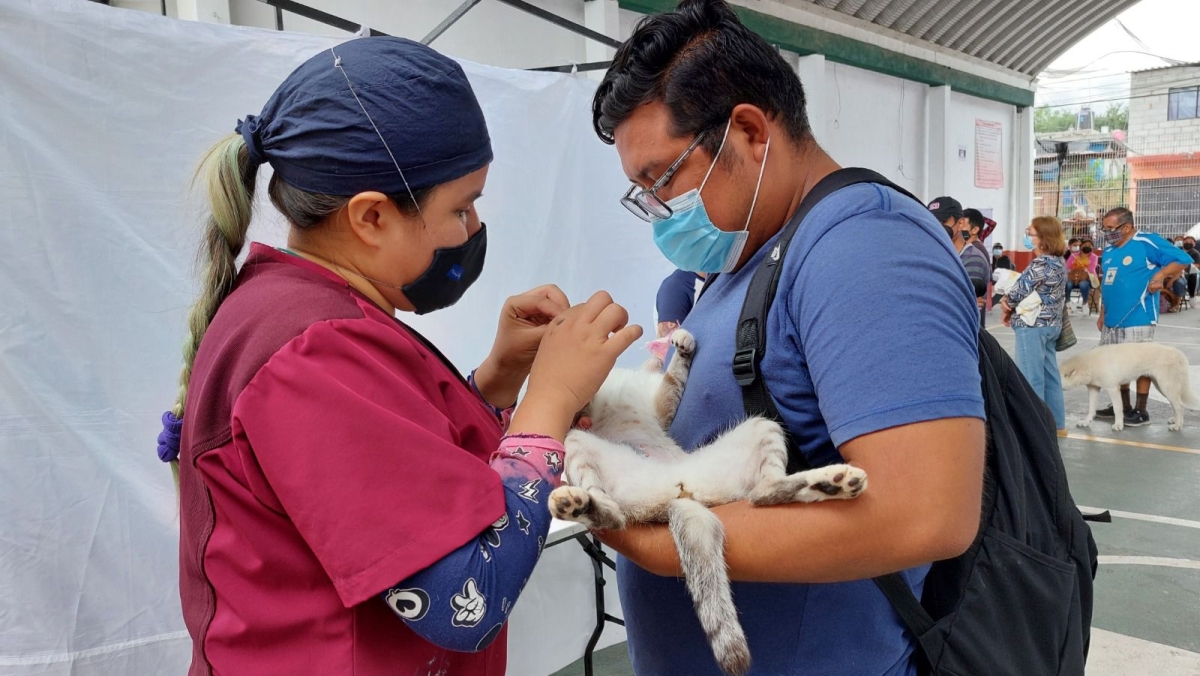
[1035,0,1200,110]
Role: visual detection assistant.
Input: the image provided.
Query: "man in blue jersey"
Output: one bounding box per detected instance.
[1095,207,1192,427]
[589,1,985,674]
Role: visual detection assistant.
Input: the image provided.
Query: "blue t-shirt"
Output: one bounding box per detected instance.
[618,183,985,676]
[1100,232,1192,328]
[656,269,705,324]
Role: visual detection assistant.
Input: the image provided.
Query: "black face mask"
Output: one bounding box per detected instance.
[1185,242,1195,251]
[943,225,955,240]
[403,224,488,315]
[1081,246,1093,254]
[960,230,972,241]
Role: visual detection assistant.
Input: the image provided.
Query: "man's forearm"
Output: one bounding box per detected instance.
[600,419,986,583]
[604,491,977,583]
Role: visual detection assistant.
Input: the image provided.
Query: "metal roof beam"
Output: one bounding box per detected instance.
[923,0,987,44]
[873,0,921,28]
[942,0,1019,53]
[853,0,893,22]
[986,0,1092,66]
[1014,0,1136,74]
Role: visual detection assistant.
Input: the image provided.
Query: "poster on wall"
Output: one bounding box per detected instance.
[974,119,1004,189]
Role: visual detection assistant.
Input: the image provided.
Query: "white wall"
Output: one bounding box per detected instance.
[1128,65,1200,157]
[817,61,927,198]
[946,91,1019,247]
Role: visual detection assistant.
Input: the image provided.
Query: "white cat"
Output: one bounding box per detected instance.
[549,329,868,676]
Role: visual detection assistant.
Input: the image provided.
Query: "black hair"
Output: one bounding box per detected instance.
[1104,207,1134,225]
[592,0,810,156]
[1068,237,1081,245]
[267,174,434,230]
[963,208,985,231]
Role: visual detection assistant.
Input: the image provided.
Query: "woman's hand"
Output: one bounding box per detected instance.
[475,285,571,408]
[1000,298,1014,327]
[509,291,643,441]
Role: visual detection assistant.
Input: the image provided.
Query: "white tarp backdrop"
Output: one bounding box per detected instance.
[0,0,667,671]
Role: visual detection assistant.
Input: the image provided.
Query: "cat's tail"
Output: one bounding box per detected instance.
[667,498,751,676]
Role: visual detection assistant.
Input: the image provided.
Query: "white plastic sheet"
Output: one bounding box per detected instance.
[0,0,666,672]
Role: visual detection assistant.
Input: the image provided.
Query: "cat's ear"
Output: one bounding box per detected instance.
[641,357,664,373]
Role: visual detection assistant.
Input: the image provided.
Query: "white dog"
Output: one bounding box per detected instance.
[1060,343,1200,431]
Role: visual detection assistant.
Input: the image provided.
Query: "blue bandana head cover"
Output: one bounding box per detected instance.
[234,36,492,195]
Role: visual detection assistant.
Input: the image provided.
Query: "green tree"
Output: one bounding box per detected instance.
[1035,106,1076,133]
[1094,103,1128,131]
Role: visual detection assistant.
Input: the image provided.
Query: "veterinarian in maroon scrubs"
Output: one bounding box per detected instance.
[155,38,640,676]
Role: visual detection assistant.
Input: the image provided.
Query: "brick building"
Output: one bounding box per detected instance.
[1127,63,1200,238]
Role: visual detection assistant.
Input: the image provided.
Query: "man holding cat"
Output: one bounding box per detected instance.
[590,1,986,674]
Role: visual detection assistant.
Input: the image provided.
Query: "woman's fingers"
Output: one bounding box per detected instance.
[576,290,615,322]
[605,324,644,357]
[594,301,630,336]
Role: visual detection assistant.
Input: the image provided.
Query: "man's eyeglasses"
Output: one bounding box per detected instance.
[621,131,709,223]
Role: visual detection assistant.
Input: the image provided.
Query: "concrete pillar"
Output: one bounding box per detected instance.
[925,85,952,202]
[177,0,229,23]
[584,0,620,82]
[794,54,827,147]
[1012,104,1035,249]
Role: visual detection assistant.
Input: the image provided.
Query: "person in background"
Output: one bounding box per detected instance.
[1095,207,1192,427]
[992,242,1014,271]
[1068,237,1081,256]
[950,218,990,326]
[1001,217,1068,432]
[927,196,967,240]
[161,38,640,676]
[962,208,994,260]
[1065,237,1099,314]
[590,1,985,673]
[656,269,706,337]
[1183,235,1200,299]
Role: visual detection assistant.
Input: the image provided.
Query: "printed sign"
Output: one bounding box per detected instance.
[974,120,1004,189]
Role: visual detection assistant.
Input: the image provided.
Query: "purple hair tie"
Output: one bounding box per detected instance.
[157,411,183,463]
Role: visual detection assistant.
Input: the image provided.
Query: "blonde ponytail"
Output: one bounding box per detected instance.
[169,134,258,484]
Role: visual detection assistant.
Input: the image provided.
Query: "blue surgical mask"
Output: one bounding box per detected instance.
[1022,234,1034,250]
[650,121,770,273]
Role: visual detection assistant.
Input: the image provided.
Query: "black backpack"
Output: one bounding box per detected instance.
[722,168,1100,675]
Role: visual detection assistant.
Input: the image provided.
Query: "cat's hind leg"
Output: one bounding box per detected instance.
[739,420,867,505]
[549,431,627,530]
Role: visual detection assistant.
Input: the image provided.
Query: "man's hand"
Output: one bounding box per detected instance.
[601,417,986,583]
[1000,298,1014,327]
[1148,274,1165,294]
[476,285,570,408]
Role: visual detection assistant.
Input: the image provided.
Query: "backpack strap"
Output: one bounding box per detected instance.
[730,167,941,658]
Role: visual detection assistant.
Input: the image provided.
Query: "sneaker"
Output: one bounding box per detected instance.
[1094,406,1117,420]
[1123,410,1150,427]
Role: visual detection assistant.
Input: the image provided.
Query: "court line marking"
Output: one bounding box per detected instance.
[1098,556,1200,571]
[1063,432,1200,455]
[1077,506,1200,531]
[1157,323,1200,332]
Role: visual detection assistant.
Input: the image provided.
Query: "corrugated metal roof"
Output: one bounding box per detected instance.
[788,0,1142,76]
[1131,61,1200,74]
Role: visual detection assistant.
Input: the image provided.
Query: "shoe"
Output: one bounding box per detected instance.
[1094,406,1117,420]
[1123,410,1150,427]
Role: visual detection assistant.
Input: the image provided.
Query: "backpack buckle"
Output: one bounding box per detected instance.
[732,348,758,386]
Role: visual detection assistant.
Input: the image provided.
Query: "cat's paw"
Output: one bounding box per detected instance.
[1168,418,1183,431]
[1076,418,1092,428]
[805,464,868,500]
[549,486,592,523]
[670,328,696,357]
